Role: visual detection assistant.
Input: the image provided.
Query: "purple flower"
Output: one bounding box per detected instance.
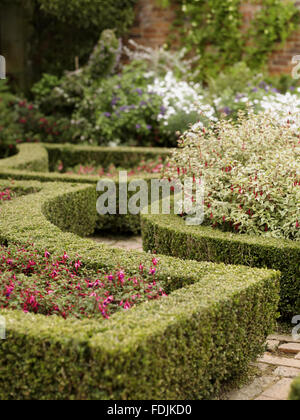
[235,94,244,101]
[222,107,231,116]
[252,87,258,93]
[140,101,147,107]
[104,112,111,118]
[111,97,119,106]
[119,106,128,112]
[160,106,167,115]
[259,81,267,89]
[136,124,141,130]
[290,86,296,91]
[146,124,152,130]
[135,88,143,96]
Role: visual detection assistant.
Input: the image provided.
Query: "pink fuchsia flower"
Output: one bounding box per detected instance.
[139,264,144,272]
[149,267,156,275]
[74,260,82,270]
[123,301,131,310]
[44,250,50,259]
[152,258,158,266]
[117,271,125,282]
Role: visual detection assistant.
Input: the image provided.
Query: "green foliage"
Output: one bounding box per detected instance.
[32,31,120,115]
[207,62,263,100]
[0,0,137,78]
[30,32,177,147]
[37,0,137,34]
[0,82,20,157]
[246,0,300,69]
[72,61,166,146]
[31,74,61,105]
[33,0,137,77]
[85,29,121,80]
[289,376,300,400]
[206,62,265,117]
[159,0,299,81]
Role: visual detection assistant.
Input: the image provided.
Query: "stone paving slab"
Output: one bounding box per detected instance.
[227,376,277,401]
[260,378,294,400]
[90,234,143,251]
[258,354,300,369]
[278,343,300,354]
[268,334,300,344]
[274,366,300,378]
[227,335,300,400]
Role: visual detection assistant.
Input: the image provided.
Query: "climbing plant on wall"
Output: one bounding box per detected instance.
[158,0,299,80]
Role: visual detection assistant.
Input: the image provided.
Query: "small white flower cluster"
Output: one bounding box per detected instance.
[148,72,217,127]
[259,89,300,132]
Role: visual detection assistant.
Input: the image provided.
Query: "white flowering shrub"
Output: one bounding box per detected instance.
[258,89,300,132]
[164,112,300,241]
[148,72,217,136]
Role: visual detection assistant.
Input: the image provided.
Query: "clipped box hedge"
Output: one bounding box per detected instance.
[0,142,171,178]
[0,143,49,173]
[0,180,280,399]
[45,143,172,171]
[289,376,300,400]
[0,143,162,234]
[141,209,300,319]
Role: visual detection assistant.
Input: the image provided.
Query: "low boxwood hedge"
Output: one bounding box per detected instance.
[45,143,172,172]
[0,144,49,173]
[289,376,300,400]
[0,142,171,176]
[141,209,300,319]
[0,180,280,399]
[0,143,163,234]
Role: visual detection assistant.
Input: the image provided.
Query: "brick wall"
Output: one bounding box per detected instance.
[267,0,300,75]
[127,0,300,76]
[127,0,177,48]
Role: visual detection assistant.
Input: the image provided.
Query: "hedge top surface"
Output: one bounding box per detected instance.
[0,167,158,184]
[45,143,173,155]
[142,211,300,252]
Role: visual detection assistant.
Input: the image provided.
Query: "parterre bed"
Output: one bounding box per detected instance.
[0,143,281,399]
